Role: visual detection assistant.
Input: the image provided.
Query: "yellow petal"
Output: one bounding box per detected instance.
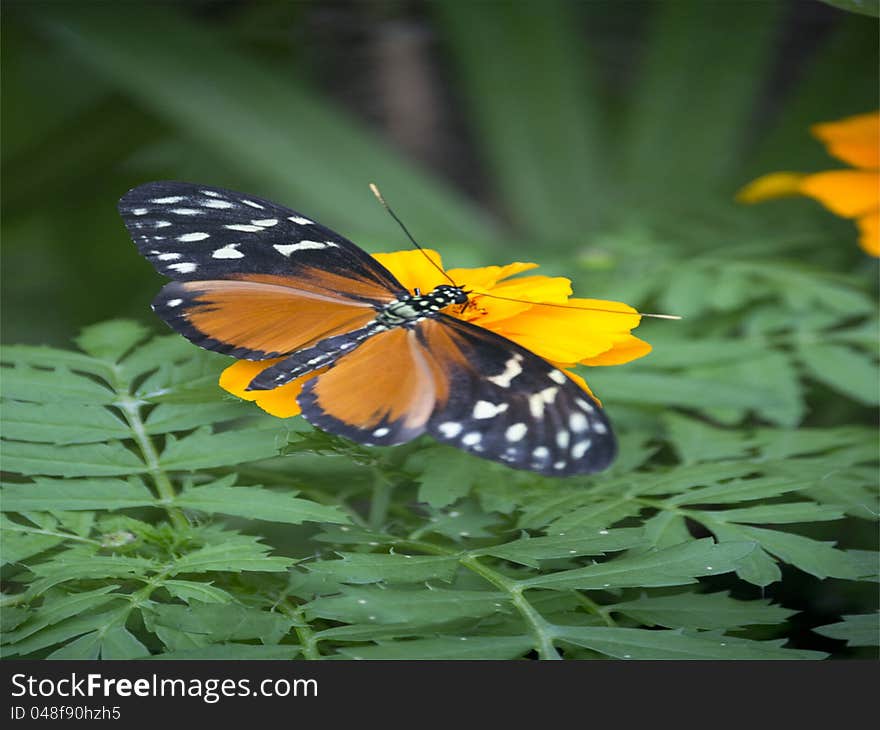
[462,275,573,327]
[581,335,652,366]
[559,369,599,405]
[811,111,880,169]
[371,249,448,293]
[446,261,539,290]
[219,359,321,418]
[736,172,807,203]
[798,170,880,218]
[857,211,880,257]
[493,299,641,364]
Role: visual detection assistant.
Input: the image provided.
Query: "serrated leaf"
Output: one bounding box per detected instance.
[424,501,502,540]
[695,502,845,525]
[705,523,862,580]
[2,365,116,405]
[663,413,750,464]
[1,344,113,378]
[2,440,147,477]
[161,579,235,605]
[148,644,301,660]
[2,609,125,657]
[312,525,397,546]
[46,630,103,659]
[1,478,155,512]
[337,635,534,660]
[519,539,756,591]
[74,319,149,361]
[478,528,646,568]
[304,586,508,625]
[607,591,795,630]
[544,500,643,533]
[0,401,131,444]
[25,552,156,594]
[412,448,479,508]
[159,425,284,470]
[146,603,292,644]
[99,625,150,659]
[307,553,459,584]
[669,476,811,506]
[554,626,825,660]
[813,613,879,647]
[174,481,348,525]
[169,542,294,575]
[797,343,880,406]
[144,402,249,434]
[0,530,63,565]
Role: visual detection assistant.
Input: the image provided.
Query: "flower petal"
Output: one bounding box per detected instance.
[371,249,448,293]
[493,299,641,364]
[798,170,880,218]
[857,211,880,257]
[736,172,806,203]
[581,335,652,366]
[559,368,599,404]
[811,111,880,169]
[446,261,539,290]
[219,359,322,418]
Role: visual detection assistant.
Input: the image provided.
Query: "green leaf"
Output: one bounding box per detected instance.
[1,529,63,565]
[0,401,131,444]
[607,591,796,630]
[2,609,125,657]
[412,448,479,508]
[145,603,293,644]
[1,344,113,378]
[148,644,301,660]
[25,552,156,594]
[662,414,750,464]
[74,319,149,361]
[554,626,825,660]
[175,481,349,526]
[46,630,102,659]
[169,542,294,575]
[144,402,249,434]
[161,580,236,605]
[818,1,879,19]
[797,343,880,406]
[1,478,155,512]
[668,476,811,506]
[159,426,284,471]
[695,503,846,525]
[813,613,880,647]
[2,440,147,478]
[307,553,460,585]
[99,625,151,659]
[519,540,756,591]
[705,523,862,580]
[304,587,508,625]
[478,528,646,568]
[1,364,115,405]
[337,635,534,660]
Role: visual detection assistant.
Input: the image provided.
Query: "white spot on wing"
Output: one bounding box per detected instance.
[252,218,278,227]
[241,199,265,209]
[212,244,245,259]
[593,421,608,434]
[472,400,509,419]
[273,241,332,256]
[153,221,172,228]
[169,262,197,273]
[167,299,183,308]
[132,208,148,215]
[488,354,523,388]
[201,190,221,197]
[152,196,184,204]
[225,224,263,233]
[528,386,559,418]
[373,427,390,438]
[202,199,234,209]
[575,398,595,413]
[549,370,567,384]
[170,208,202,216]
[438,422,463,438]
[505,423,527,442]
[177,232,210,242]
[461,432,482,446]
[288,215,314,225]
[570,412,589,433]
[157,253,181,261]
[532,446,550,460]
[556,431,570,449]
[572,440,592,459]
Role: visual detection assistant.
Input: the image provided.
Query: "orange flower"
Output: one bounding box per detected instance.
[220,250,651,418]
[737,111,880,256]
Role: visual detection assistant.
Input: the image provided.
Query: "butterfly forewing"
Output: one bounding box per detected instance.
[417,315,616,476]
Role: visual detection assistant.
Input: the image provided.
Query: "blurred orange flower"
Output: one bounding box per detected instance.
[737,111,879,257]
[220,249,651,418]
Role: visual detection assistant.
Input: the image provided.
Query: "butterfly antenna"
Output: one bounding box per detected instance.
[476,292,682,320]
[369,183,458,286]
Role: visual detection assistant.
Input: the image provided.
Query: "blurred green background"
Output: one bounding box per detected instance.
[2,0,876,347]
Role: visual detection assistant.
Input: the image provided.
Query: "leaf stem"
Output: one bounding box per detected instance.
[281,601,321,660]
[368,469,394,531]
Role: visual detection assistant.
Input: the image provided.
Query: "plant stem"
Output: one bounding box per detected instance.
[116,396,188,531]
[282,602,321,660]
[368,469,393,530]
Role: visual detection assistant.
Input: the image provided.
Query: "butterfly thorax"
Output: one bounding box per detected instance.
[377,284,468,327]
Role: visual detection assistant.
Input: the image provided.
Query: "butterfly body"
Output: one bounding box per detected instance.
[119,182,616,475]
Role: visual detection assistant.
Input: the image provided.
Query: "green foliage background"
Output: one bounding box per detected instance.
[2,1,877,659]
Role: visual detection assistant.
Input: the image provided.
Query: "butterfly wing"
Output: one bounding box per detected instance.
[297,326,444,446]
[417,315,616,476]
[119,182,408,359]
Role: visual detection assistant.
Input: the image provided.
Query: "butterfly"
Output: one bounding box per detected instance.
[118,182,616,476]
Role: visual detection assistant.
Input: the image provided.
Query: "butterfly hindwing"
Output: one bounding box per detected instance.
[417,315,616,476]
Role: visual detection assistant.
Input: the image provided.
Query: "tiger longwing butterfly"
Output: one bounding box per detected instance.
[119,182,616,475]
